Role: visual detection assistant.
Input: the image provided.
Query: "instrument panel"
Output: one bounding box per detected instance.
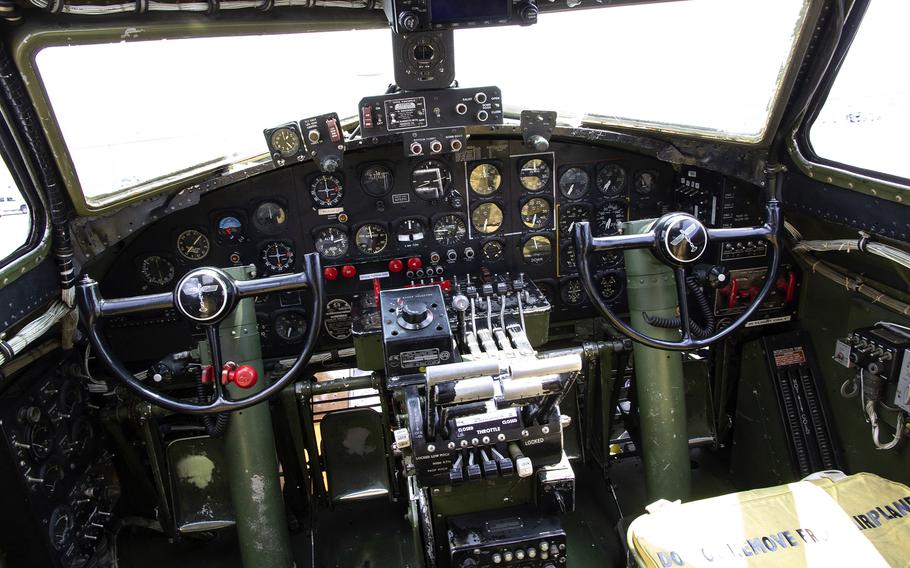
[100,137,760,362]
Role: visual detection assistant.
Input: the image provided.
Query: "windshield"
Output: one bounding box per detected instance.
[35,0,809,205]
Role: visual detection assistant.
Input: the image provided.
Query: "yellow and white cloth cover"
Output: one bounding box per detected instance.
[627,472,910,567]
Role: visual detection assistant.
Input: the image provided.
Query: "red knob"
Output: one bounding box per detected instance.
[388,259,404,273]
[407,257,422,271]
[225,364,258,389]
[324,267,339,281]
[342,265,357,279]
[440,279,452,292]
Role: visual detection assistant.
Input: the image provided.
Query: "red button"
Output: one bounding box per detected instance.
[342,265,357,279]
[407,257,423,271]
[388,259,404,273]
[223,364,258,389]
[324,267,338,281]
[440,280,452,292]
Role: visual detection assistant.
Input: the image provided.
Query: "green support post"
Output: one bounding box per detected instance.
[623,220,691,503]
[203,266,293,568]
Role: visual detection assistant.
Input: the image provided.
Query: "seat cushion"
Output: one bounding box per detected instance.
[627,472,910,567]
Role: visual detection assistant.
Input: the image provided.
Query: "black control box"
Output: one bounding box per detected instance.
[380,285,458,374]
[447,508,566,568]
[384,0,538,34]
[359,86,502,137]
[843,326,910,381]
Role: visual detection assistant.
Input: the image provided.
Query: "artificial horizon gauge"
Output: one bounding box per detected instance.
[253,202,287,234]
[522,235,552,264]
[176,229,210,261]
[311,174,345,207]
[217,215,243,241]
[274,310,307,343]
[634,170,659,195]
[397,218,427,247]
[355,223,389,255]
[520,197,552,230]
[559,167,590,199]
[139,255,175,287]
[314,227,350,259]
[561,278,586,305]
[559,203,591,237]
[518,157,551,191]
[411,159,453,200]
[432,214,467,246]
[468,163,502,196]
[261,241,295,272]
[481,239,505,262]
[360,164,395,197]
[598,271,625,302]
[471,202,504,234]
[269,127,301,158]
[595,201,628,235]
[597,163,627,198]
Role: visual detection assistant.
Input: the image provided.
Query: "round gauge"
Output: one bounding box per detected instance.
[361,164,395,197]
[176,229,210,261]
[217,215,243,241]
[519,158,551,192]
[311,174,345,208]
[253,202,287,234]
[48,506,74,551]
[397,218,427,247]
[25,420,53,461]
[314,227,349,259]
[274,311,307,343]
[471,203,504,234]
[598,250,624,269]
[561,278,587,306]
[598,271,626,302]
[634,170,659,195]
[559,204,590,237]
[559,167,590,200]
[562,245,577,271]
[411,160,453,201]
[597,164,627,198]
[522,235,553,264]
[595,201,628,235]
[481,239,505,262]
[270,127,301,158]
[139,255,175,287]
[261,241,296,272]
[469,163,502,196]
[38,460,64,497]
[354,223,388,255]
[520,198,552,230]
[433,214,467,246]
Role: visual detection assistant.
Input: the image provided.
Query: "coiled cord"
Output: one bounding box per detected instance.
[193,366,229,437]
[643,276,716,339]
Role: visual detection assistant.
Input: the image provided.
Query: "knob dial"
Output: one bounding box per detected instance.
[398,10,419,31]
[398,301,433,330]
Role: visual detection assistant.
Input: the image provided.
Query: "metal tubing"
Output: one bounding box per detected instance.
[623,219,691,503]
[216,268,293,568]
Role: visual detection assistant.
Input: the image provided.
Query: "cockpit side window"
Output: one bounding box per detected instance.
[0,154,33,264]
[806,1,910,185]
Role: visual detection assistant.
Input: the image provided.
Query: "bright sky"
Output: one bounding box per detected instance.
[34,0,808,200]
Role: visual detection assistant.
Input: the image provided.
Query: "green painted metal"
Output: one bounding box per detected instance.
[202,266,293,567]
[623,219,691,503]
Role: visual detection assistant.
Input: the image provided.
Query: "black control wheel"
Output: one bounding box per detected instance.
[573,200,781,351]
[77,253,324,414]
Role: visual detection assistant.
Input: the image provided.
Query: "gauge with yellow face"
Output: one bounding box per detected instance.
[469,163,502,196]
[269,127,301,158]
[522,235,552,264]
[520,197,552,230]
[471,202,504,234]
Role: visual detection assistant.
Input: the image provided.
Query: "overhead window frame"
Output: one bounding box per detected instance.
[791,0,910,204]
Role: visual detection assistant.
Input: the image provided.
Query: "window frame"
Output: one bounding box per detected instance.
[0,96,51,288]
[792,0,910,204]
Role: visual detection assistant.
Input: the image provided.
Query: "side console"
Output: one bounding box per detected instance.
[0,355,118,567]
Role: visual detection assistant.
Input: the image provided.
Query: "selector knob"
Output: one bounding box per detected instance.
[398,301,433,330]
[452,294,469,312]
[398,10,419,31]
